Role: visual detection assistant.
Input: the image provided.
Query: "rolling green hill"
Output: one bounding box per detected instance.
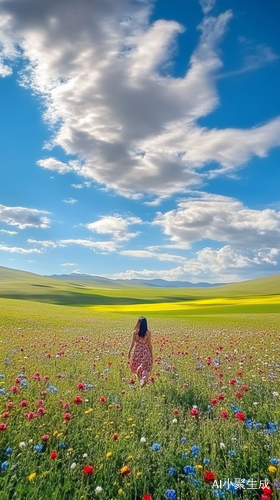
[0,266,279,311]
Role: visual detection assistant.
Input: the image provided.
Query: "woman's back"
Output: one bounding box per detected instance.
[134,330,150,344]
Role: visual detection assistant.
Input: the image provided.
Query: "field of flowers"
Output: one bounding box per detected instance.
[0,298,280,500]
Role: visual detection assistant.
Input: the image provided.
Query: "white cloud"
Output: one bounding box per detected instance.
[61,262,77,266]
[0,229,17,235]
[0,244,42,254]
[71,184,84,189]
[59,238,116,253]
[86,215,142,241]
[27,239,57,249]
[104,245,280,282]
[199,0,216,15]
[1,1,279,197]
[120,249,187,263]
[0,203,50,229]
[154,194,280,248]
[63,198,77,204]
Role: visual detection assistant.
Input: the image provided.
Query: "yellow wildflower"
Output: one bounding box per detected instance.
[243,445,249,451]
[57,433,63,438]
[53,431,58,436]
[127,456,133,460]
[29,473,36,482]
[110,421,114,424]
[268,466,277,473]
[125,436,130,439]
[67,448,73,452]
[132,424,136,427]
[137,472,142,477]
[128,418,133,421]
[106,452,112,458]
[195,465,203,470]
[118,489,123,495]
[42,471,50,477]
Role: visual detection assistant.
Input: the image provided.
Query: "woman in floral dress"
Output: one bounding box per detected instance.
[128,316,153,387]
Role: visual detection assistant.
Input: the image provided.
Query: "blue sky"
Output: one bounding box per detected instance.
[0,0,279,282]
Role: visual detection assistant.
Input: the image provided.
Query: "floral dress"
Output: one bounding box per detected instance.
[130,334,153,379]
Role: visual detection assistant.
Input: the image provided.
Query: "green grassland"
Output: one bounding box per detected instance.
[0,266,279,315]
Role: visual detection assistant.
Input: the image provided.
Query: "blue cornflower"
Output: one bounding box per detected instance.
[48,385,58,393]
[181,437,187,443]
[182,453,188,459]
[165,489,176,500]
[270,458,280,465]
[254,423,262,429]
[17,373,25,379]
[213,489,225,498]
[20,380,28,387]
[191,445,199,456]
[245,419,254,428]
[104,368,110,373]
[230,404,240,413]
[203,458,211,465]
[183,466,196,475]
[1,461,9,471]
[0,388,7,396]
[34,444,44,452]
[189,478,201,487]
[59,442,66,449]
[87,384,94,390]
[168,467,176,475]
[224,482,239,492]
[208,405,213,410]
[5,448,13,455]
[0,374,5,379]
[228,450,236,457]
[152,443,161,451]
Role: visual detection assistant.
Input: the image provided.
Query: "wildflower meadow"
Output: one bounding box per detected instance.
[0,298,280,500]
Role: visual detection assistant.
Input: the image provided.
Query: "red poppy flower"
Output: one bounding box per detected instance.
[99,396,106,403]
[11,386,18,393]
[229,379,236,385]
[6,402,14,409]
[44,375,50,380]
[262,485,272,495]
[235,391,243,398]
[237,371,242,376]
[74,396,83,404]
[261,495,271,500]
[189,408,199,417]
[20,400,28,407]
[115,403,120,409]
[0,423,7,431]
[37,407,46,415]
[258,369,264,374]
[204,471,216,482]
[15,378,21,384]
[37,399,44,407]
[121,390,126,394]
[26,412,36,420]
[149,376,155,382]
[63,402,70,409]
[211,398,218,405]
[2,412,9,419]
[41,434,49,442]
[173,408,179,415]
[220,411,229,419]
[113,433,118,440]
[121,466,131,476]
[107,361,112,365]
[77,383,84,390]
[218,373,223,377]
[241,385,249,391]
[236,412,246,421]
[63,413,71,420]
[217,393,225,400]
[50,452,57,459]
[84,465,94,476]
[143,495,153,500]
[183,383,188,388]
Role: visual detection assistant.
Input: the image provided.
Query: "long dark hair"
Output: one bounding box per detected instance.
[135,316,148,338]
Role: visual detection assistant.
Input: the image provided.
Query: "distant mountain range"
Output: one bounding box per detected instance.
[48,272,227,288]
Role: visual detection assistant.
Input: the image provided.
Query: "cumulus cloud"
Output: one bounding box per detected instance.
[86,215,142,241]
[154,194,280,248]
[104,245,280,282]
[27,239,57,248]
[1,1,279,197]
[0,203,50,229]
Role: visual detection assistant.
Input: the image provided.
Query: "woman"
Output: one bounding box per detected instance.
[128,316,153,387]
